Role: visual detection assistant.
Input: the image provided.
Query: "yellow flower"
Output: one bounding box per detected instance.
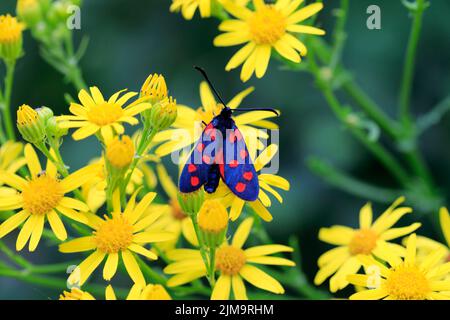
[16,104,47,144]
[165,217,295,299]
[0,14,24,60]
[214,0,325,81]
[153,81,277,157]
[314,197,421,292]
[57,87,151,143]
[140,73,168,103]
[59,189,175,286]
[170,0,211,20]
[347,234,450,300]
[410,207,450,263]
[80,157,144,213]
[0,144,99,251]
[106,283,172,300]
[16,0,41,27]
[106,135,135,169]
[0,141,26,187]
[214,144,289,222]
[59,288,95,300]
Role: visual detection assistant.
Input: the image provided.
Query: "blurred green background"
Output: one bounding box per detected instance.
[0,0,449,299]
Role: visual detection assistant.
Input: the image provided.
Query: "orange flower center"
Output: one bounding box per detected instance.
[94,216,133,253]
[22,174,63,215]
[215,245,246,276]
[384,264,430,300]
[87,103,124,126]
[248,6,286,45]
[348,229,378,255]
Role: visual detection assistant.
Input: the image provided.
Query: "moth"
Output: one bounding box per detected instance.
[179,67,278,201]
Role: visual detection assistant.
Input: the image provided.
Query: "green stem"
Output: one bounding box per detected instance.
[307,156,402,203]
[208,246,216,287]
[136,256,167,285]
[190,215,213,286]
[0,267,66,291]
[3,60,16,141]
[308,52,410,186]
[399,0,427,125]
[329,0,349,73]
[0,241,31,269]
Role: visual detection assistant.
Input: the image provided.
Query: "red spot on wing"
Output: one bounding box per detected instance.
[219,164,225,178]
[188,164,197,173]
[234,129,243,141]
[197,143,205,152]
[210,130,216,141]
[191,176,200,187]
[235,182,246,193]
[240,149,248,160]
[203,155,211,164]
[229,160,239,168]
[243,171,253,181]
[229,131,236,143]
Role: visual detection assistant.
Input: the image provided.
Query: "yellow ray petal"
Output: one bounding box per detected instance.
[439,207,450,247]
[0,210,29,238]
[349,288,388,300]
[103,253,119,281]
[59,236,96,253]
[47,210,67,241]
[318,226,354,245]
[128,243,158,260]
[359,202,373,229]
[122,250,145,286]
[232,218,254,248]
[16,214,37,251]
[286,2,323,25]
[232,275,248,300]
[245,244,293,258]
[24,144,42,177]
[211,275,231,300]
[239,264,284,294]
[72,124,99,140]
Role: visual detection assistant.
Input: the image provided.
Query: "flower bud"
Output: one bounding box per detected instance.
[177,189,205,217]
[36,106,53,123]
[141,73,168,104]
[46,116,68,139]
[16,0,42,28]
[0,15,25,62]
[197,199,228,248]
[149,96,177,131]
[106,135,135,169]
[17,104,46,144]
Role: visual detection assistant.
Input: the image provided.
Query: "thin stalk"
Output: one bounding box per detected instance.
[0,241,31,269]
[329,0,349,73]
[399,0,427,125]
[190,215,213,286]
[3,60,16,140]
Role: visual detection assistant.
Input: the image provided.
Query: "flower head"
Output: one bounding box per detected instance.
[16,104,47,144]
[165,217,295,299]
[0,14,24,60]
[170,0,211,20]
[198,199,228,248]
[314,197,422,292]
[106,135,135,169]
[59,189,175,286]
[214,0,325,81]
[348,234,450,300]
[16,0,41,27]
[148,96,178,131]
[0,144,99,251]
[56,87,151,143]
[141,73,168,103]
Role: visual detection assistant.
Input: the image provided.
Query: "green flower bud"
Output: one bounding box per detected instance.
[17,104,46,144]
[177,189,205,217]
[46,116,68,139]
[149,96,177,131]
[16,0,42,28]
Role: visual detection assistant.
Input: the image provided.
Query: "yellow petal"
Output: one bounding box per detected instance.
[246,256,295,266]
[240,49,257,82]
[69,250,106,286]
[274,39,300,63]
[133,231,175,244]
[249,200,273,222]
[103,253,119,281]
[359,202,373,229]
[211,275,231,300]
[59,236,96,253]
[232,218,254,248]
[405,233,417,265]
[379,223,421,241]
[167,271,206,287]
[0,194,23,211]
[128,243,158,260]
[349,288,388,300]
[78,89,95,107]
[239,264,284,294]
[47,210,67,241]
[245,244,293,258]
[329,256,361,292]
[0,210,29,238]
[317,246,349,267]
[59,197,90,211]
[232,275,247,300]
[16,214,37,251]
[286,24,326,35]
[255,45,271,78]
[129,192,157,224]
[286,2,324,25]
[314,253,348,285]
[60,163,100,192]
[439,207,450,247]
[318,226,354,245]
[0,171,27,190]
[24,144,42,177]
[72,124,99,140]
[122,250,146,286]
[105,285,117,300]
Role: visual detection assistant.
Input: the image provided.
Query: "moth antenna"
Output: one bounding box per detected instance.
[233,108,279,117]
[194,66,228,109]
